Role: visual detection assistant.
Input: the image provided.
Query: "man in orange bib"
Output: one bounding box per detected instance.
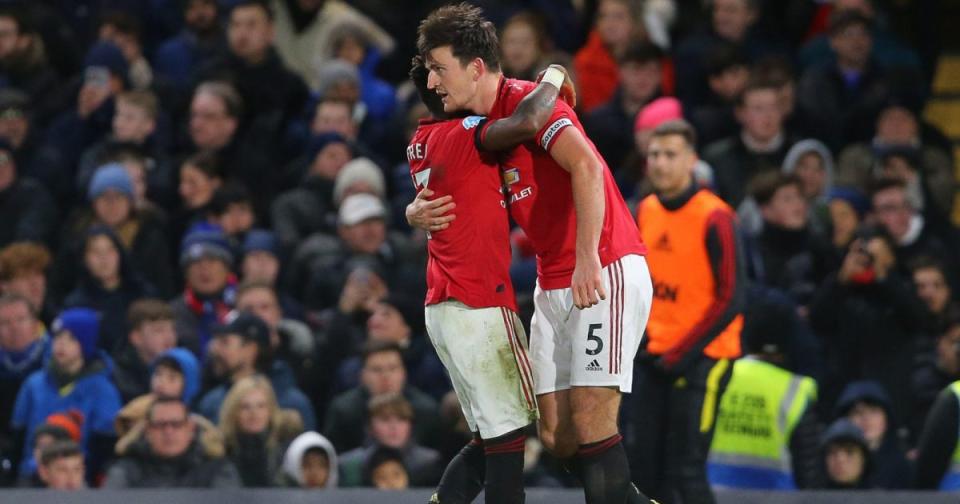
[631,119,745,504]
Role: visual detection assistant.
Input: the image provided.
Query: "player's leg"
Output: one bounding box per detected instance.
[425,302,486,504]
[536,390,576,458]
[566,255,655,504]
[433,303,537,503]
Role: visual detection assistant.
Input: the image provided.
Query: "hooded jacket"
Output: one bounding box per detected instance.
[281,431,339,488]
[820,418,872,489]
[114,348,202,438]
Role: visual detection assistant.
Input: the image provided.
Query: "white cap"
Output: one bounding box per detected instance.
[338,193,386,226]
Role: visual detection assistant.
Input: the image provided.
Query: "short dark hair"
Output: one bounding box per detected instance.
[362,445,407,486]
[100,10,141,39]
[828,9,873,36]
[909,256,947,277]
[749,172,802,207]
[128,299,174,330]
[39,440,82,467]
[869,176,907,202]
[417,2,501,71]
[182,150,224,180]
[362,340,403,365]
[705,42,748,78]
[231,0,273,21]
[736,76,781,107]
[619,42,663,66]
[651,119,697,150]
[753,56,795,88]
[147,396,189,422]
[208,181,252,217]
[409,56,445,118]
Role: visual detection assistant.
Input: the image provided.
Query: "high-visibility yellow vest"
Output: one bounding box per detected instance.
[939,381,960,490]
[707,357,817,489]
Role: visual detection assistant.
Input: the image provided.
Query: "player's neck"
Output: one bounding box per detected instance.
[470,72,502,115]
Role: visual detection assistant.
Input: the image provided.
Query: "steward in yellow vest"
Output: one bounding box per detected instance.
[707,324,820,490]
[915,380,960,489]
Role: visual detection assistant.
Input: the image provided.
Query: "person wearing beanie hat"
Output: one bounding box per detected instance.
[17,413,82,488]
[171,225,237,359]
[332,157,385,206]
[10,306,122,482]
[827,187,868,252]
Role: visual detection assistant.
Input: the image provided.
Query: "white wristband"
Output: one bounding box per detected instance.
[541,67,565,90]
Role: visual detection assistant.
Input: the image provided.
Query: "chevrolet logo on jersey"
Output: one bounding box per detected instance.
[502,167,520,186]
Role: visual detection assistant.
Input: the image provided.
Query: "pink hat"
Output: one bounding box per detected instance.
[635,97,683,132]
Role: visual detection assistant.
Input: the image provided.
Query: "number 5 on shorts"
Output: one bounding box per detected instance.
[586,323,603,356]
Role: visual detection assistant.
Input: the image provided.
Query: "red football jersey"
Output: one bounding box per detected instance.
[408,117,518,312]
[479,78,647,290]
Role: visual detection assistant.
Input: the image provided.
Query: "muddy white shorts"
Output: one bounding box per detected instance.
[529,254,652,394]
[425,301,539,439]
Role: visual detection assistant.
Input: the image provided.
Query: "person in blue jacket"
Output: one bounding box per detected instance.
[10,307,121,482]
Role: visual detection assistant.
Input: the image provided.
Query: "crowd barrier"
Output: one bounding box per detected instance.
[3,488,959,503]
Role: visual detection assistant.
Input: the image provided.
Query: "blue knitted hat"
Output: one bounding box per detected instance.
[52,308,100,360]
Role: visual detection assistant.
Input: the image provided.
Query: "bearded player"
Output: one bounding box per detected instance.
[408,4,655,504]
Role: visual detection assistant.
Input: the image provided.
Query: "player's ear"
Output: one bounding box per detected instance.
[470,58,484,80]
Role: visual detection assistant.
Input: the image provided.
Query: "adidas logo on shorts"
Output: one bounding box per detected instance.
[585,359,602,372]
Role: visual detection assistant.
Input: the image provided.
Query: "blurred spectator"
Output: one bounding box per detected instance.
[16,414,80,487]
[270,0,395,92]
[35,440,85,490]
[154,0,226,91]
[63,226,155,352]
[573,0,647,112]
[185,82,241,154]
[914,380,960,489]
[584,42,663,173]
[0,6,58,116]
[281,431,338,488]
[825,187,869,256]
[688,43,749,147]
[752,56,811,139]
[111,300,177,403]
[911,314,960,444]
[219,374,303,487]
[799,0,922,73]
[500,12,553,82]
[837,102,956,222]
[239,230,305,320]
[114,348,201,439]
[326,23,396,123]
[0,294,50,439]
[708,314,820,489]
[98,11,152,90]
[170,227,236,357]
[297,193,419,310]
[195,312,316,430]
[780,139,835,236]
[820,418,872,489]
[176,151,224,239]
[809,224,926,421]
[272,133,353,252]
[90,143,173,222]
[0,139,57,248]
[104,397,241,488]
[324,341,439,454]
[54,164,173,300]
[198,0,308,131]
[703,78,797,208]
[235,282,319,413]
[0,242,54,323]
[742,173,835,306]
[0,89,67,199]
[10,308,121,480]
[911,257,957,335]
[332,157,386,209]
[797,10,892,150]
[339,393,441,487]
[206,182,256,244]
[835,381,911,489]
[363,445,408,490]
[869,178,956,284]
[44,41,128,174]
[675,0,780,107]
[334,295,447,400]
[617,96,696,200]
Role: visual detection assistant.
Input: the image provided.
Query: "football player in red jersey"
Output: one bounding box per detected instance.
[408,56,572,504]
[408,4,656,504]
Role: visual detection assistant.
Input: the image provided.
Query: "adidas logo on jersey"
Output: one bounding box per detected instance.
[585,359,602,372]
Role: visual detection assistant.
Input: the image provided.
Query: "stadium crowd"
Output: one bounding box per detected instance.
[0,0,957,495]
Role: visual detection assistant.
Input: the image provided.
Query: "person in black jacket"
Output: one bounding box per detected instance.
[820,418,872,490]
[0,138,57,249]
[111,299,177,403]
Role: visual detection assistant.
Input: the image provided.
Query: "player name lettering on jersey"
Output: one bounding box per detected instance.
[406,142,426,162]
